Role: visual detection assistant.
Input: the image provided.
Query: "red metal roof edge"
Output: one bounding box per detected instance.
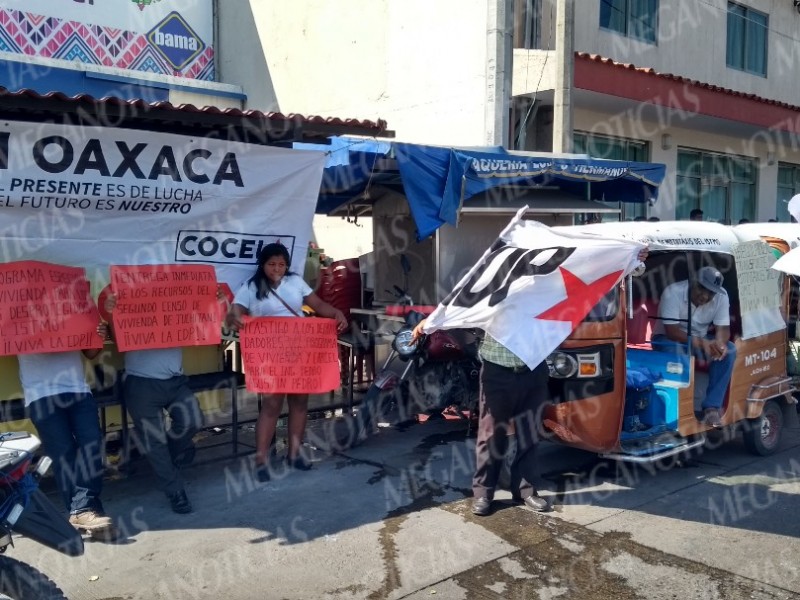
[0,86,391,134]
[575,52,800,113]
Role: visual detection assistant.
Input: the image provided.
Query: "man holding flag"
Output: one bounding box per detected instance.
[414,209,646,516]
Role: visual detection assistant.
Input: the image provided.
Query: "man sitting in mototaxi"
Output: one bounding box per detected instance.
[650,266,736,429]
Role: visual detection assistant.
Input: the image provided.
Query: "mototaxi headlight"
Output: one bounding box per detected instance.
[393,328,418,358]
[547,352,578,378]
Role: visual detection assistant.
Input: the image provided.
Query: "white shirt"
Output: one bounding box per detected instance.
[18,352,91,406]
[233,274,312,317]
[653,280,730,338]
[124,348,183,380]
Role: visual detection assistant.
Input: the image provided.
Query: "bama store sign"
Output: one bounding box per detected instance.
[0,0,214,79]
[0,119,326,292]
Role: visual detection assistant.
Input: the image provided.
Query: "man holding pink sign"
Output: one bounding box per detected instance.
[1,261,117,537]
[104,264,221,515]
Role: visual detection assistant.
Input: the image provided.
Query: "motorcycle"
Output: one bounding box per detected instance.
[353,308,482,443]
[0,431,84,600]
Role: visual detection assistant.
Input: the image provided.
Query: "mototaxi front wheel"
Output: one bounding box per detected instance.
[742,399,785,457]
[0,555,67,600]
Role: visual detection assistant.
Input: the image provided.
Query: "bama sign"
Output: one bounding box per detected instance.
[0,119,326,293]
[0,1,214,79]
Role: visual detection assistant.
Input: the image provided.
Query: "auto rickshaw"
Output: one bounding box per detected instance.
[540,221,796,462]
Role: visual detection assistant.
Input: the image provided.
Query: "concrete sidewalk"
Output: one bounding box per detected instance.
[10,415,800,599]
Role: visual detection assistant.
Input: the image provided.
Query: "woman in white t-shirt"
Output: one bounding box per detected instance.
[227,243,347,482]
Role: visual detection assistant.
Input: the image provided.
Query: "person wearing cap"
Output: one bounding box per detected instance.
[690,209,704,221]
[651,266,735,428]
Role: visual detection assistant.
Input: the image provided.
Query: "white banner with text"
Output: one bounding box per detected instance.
[0,119,326,293]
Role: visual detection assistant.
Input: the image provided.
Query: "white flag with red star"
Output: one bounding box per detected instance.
[423,208,646,369]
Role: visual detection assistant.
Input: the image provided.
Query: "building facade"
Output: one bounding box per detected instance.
[6,1,794,226]
[219,0,800,224]
[545,0,800,223]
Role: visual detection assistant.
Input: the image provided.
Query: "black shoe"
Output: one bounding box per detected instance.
[512,494,551,512]
[255,463,271,482]
[287,456,312,471]
[472,497,492,516]
[168,490,192,514]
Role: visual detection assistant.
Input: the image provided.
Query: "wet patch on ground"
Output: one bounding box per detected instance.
[368,514,406,600]
[334,426,798,599]
[436,501,798,600]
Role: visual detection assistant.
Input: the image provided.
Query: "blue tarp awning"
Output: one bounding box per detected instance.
[308,139,666,241]
[395,143,666,239]
[294,137,392,215]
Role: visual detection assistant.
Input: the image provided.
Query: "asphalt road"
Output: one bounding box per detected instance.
[8,412,800,600]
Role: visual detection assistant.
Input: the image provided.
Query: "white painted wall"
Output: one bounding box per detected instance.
[574,0,800,106]
[217,0,490,146]
[217,1,496,261]
[215,0,278,111]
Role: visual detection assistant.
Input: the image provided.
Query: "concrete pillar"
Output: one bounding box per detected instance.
[553,0,574,153]
[485,0,514,146]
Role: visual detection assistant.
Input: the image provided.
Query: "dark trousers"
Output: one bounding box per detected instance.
[124,375,203,494]
[28,393,105,515]
[472,360,549,501]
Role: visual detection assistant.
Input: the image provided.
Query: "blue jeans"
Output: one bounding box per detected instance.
[651,335,736,411]
[28,393,105,515]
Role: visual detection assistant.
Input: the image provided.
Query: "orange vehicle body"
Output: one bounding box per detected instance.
[538,221,795,461]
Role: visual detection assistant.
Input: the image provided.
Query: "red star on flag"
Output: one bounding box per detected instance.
[534,267,623,329]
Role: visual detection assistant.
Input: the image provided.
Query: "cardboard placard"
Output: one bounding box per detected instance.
[240,317,340,394]
[110,264,221,351]
[733,241,784,339]
[0,260,102,355]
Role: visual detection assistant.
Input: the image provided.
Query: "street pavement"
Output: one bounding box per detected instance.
[8,411,800,600]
